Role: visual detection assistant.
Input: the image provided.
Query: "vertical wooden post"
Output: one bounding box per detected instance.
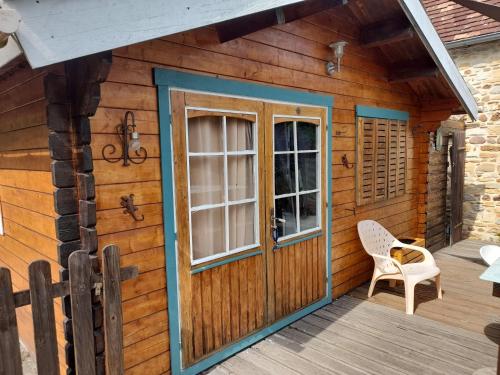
[0,268,23,375]
[102,245,124,375]
[29,261,60,375]
[69,251,96,375]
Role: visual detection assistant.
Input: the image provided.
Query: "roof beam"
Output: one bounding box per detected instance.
[361,18,415,48]
[362,25,414,48]
[389,65,440,83]
[215,0,348,43]
[451,0,500,22]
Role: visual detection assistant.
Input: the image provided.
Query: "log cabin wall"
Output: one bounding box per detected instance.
[89,11,439,373]
[0,58,68,371]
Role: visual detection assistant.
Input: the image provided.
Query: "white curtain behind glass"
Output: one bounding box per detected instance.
[189,115,255,261]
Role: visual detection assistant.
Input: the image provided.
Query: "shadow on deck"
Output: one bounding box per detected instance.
[208,239,499,375]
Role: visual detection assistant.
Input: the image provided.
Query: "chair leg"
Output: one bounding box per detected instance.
[436,274,443,299]
[368,274,378,298]
[404,281,415,315]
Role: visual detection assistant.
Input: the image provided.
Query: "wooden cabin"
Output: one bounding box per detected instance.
[0,0,478,374]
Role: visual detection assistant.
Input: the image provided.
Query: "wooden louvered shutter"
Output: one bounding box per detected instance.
[387,120,399,199]
[396,121,407,196]
[356,118,376,205]
[356,117,406,206]
[374,119,388,202]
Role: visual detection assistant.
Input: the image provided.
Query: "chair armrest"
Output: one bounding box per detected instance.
[394,242,436,266]
[371,253,404,274]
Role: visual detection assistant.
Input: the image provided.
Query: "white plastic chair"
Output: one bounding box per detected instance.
[357,220,442,315]
[480,245,500,266]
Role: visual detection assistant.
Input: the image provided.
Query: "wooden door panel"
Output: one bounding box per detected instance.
[188,255,265,360]
[273,235,326,320]
[171,91,266,367]
[171,91,328,367]
[450,130,465,244]
[264,102,327,322]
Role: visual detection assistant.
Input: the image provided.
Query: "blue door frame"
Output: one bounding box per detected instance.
[154,68,333,375]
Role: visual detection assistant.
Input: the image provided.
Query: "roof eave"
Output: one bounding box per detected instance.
[446,32,500,49]
[398,0,479,120]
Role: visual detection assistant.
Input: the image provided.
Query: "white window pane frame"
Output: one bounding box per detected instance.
[185,107,260,265]
[273,115,321,243]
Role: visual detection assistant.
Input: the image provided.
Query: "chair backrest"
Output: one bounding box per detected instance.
[357,220,398,272]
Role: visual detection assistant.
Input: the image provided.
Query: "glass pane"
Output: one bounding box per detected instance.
[275,197,297,238]
[298,153,317,191]
[275,154,295,195]
[274,121,294,151]
[192,207,225,261]
[189,156,224,206]
[227,117,254,152]
[229,203,255,250]
[297,122,317,150]
[300,193,318,231]
[188,116,223,152]
[228,155,254,201]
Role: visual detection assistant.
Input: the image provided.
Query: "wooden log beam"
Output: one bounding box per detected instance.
[362,25,414,48]
[389,66,440,83]
[216,0,348,43]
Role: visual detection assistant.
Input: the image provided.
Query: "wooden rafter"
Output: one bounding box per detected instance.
[389,66,440,83]
[215,0,348,43]
[361,18,415,48]
[362,26,414,48]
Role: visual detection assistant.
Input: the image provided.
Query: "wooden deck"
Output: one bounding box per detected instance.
[351,239,500,337]
[207,239,499,374]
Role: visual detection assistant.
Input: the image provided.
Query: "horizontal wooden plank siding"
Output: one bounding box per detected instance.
[90,8,456,373]
[0,59,67,372]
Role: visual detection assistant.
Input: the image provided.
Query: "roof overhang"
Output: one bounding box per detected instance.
[398,0,478,119]
[2,0,302,69]
[0,0,478,120]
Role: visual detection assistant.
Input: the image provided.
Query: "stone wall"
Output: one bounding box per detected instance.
[449,40,500,242]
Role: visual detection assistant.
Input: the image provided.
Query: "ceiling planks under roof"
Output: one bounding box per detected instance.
[346,0,458,103]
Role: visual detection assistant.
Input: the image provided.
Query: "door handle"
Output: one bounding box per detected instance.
[270,208,286,243]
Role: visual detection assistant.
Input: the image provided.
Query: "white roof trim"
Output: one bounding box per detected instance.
[398,0,479,120]
[5,0,302,69]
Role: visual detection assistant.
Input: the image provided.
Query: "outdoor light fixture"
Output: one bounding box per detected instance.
[101,110,148,166]
[326,40,348,76]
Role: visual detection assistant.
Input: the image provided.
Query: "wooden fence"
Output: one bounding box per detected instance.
[0,245,137,375]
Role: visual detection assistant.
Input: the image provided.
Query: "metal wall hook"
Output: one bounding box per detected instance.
[341,154,353,169]
[120,194,144,221]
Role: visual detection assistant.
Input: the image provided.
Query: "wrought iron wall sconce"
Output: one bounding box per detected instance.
[341,154,353,169]
[102,111,148,166]
[121,194,144,221]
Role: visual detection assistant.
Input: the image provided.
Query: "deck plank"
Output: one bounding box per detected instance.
[206,239,498,374]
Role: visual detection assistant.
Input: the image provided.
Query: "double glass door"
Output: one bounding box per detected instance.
[170,91,327,367]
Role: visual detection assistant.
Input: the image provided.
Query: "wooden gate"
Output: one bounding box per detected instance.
[450,130,465,245]
[0,245,137,375]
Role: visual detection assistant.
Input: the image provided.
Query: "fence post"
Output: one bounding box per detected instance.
[69,251,96,375]
[29,261,60,375]
[103,245,124,375]
[0,267,23,375]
